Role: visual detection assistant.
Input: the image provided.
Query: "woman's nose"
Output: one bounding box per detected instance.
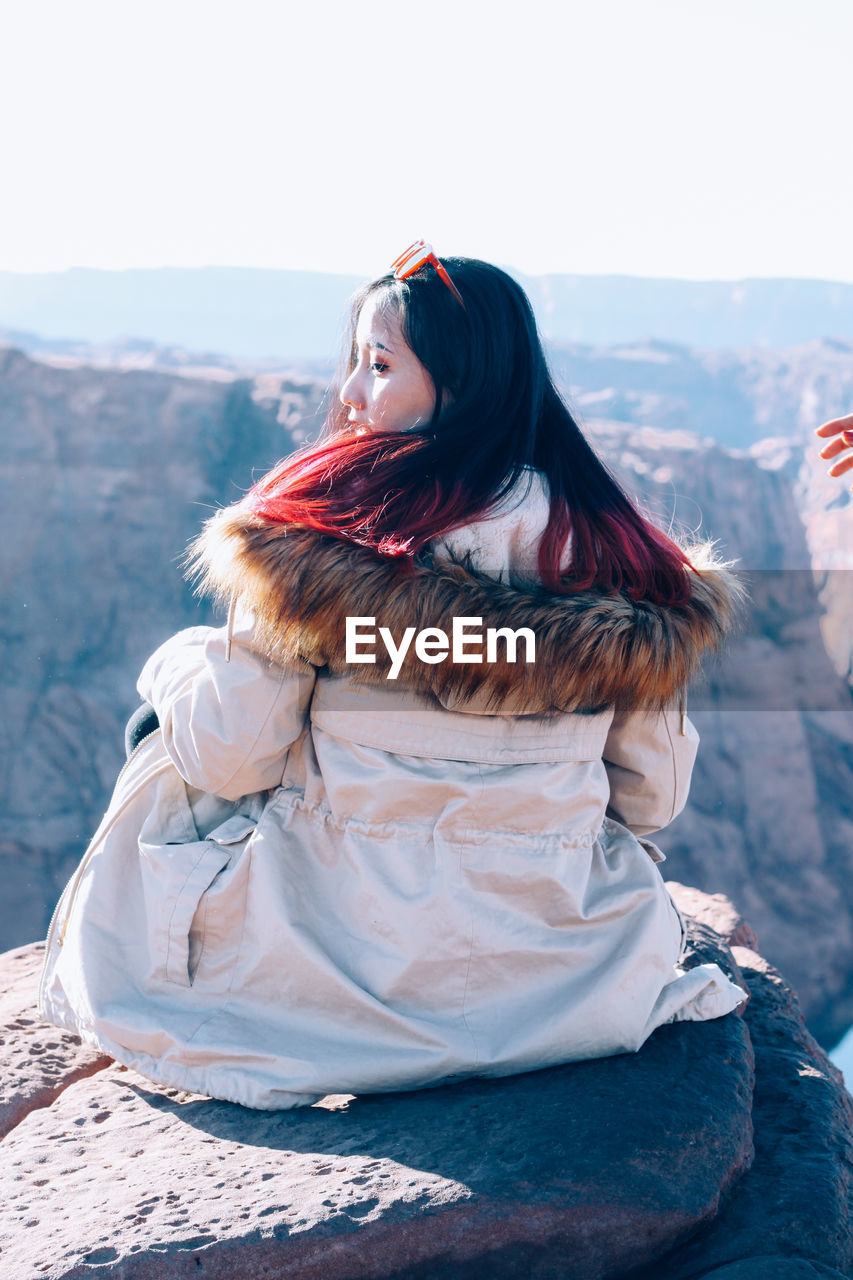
[340,368,364,410]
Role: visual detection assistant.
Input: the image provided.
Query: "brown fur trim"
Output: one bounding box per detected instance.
[186,508,749,715]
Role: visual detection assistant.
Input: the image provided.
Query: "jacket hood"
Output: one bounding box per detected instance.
[186,499,749,717]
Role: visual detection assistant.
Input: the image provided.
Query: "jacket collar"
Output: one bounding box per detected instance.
[188,506,747,716]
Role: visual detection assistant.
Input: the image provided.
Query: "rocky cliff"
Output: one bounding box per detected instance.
[2,346,851,1050]
[0,346,322,949]
[1,887,850,1278]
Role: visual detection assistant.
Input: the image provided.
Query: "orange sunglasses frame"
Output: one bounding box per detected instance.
[390,240,465,308]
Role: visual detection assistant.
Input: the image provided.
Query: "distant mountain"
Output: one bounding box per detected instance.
[0,267,361,362]
[0,326,335,380]
[552,336,853,447]
[4,266,853,360]
[516,273,853,349]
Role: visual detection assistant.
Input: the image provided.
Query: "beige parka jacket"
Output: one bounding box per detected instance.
[39,470,749,1109]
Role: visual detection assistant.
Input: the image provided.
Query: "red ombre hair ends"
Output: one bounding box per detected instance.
[244,259,696,605]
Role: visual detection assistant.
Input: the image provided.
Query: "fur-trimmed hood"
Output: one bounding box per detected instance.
[186,498,748,717]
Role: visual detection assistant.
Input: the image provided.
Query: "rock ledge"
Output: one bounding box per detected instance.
[0,885,850,1279]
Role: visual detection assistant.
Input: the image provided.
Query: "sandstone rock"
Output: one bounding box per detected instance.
[0,912,754,1279]
[665,880,759,951]
[3,891,850,1278]
[632,936,853,1279]
[0,942,111,1141]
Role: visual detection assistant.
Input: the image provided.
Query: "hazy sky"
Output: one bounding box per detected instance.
[3,0,852,281]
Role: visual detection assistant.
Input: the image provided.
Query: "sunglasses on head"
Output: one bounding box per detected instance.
[390,240,465,309]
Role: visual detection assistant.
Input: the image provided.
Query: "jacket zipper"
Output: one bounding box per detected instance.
[42,729,163,957]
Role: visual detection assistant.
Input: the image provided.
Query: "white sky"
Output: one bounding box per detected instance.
[2,0,852,281]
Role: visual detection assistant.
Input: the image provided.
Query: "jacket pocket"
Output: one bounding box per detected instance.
[139,783,257,989]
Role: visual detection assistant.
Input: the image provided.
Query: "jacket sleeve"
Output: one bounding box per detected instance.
[137,614,317,801]
[602,700,700,837]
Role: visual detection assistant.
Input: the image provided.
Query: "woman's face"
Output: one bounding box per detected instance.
[339,294,437,434]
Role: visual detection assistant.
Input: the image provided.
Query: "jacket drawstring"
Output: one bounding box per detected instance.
[225,593,236,663]
[679,691,687,736]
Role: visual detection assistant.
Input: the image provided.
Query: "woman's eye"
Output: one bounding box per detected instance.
[370,361,389,374]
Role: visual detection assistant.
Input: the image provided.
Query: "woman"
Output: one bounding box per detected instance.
[40,244,749,1110]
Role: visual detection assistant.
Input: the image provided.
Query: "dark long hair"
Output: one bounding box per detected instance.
[246,258,695,604]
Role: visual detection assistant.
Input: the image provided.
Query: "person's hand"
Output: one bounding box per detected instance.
[815,414,853,485]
